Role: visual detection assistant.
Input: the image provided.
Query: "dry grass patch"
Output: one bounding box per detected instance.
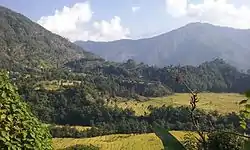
[53,131,191,150]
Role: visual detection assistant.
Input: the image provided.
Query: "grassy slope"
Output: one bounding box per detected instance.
[112,93,246,116]
[52,131,191,150]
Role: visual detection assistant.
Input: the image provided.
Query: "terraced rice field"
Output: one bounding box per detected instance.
[53,131,189,150]
[112,93,246,116]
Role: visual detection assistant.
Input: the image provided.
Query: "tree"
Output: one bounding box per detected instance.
[207,131,245,150]
[0,70,52,149]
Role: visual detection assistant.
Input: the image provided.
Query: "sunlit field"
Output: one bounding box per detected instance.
[52,131,191,150]
[111,93,246,116]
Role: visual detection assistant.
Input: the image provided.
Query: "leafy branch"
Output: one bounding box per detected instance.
[176,74,207,149]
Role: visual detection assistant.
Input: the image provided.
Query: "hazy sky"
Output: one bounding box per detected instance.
[1,0,250,41]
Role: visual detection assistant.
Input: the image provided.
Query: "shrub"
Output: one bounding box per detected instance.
[207,131,245,150]
[61,144,99,150]
[0,70,52,149]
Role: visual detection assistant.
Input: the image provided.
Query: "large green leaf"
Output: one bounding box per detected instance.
[153,124,186,150]
[0,70,52,149]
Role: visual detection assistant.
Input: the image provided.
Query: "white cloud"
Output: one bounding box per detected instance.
[37,2,130,42]
[166,0,250,29]
[91,16,130,41]
[132,6,141,12]
[38,2,93,34]
[166,0,187,17]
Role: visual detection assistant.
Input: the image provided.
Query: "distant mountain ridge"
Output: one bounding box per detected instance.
[0,6,97,71]
[75,22,250,69]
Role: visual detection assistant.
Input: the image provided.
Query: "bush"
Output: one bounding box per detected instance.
[61,144,99,150]
[49,125,87,138]
[0,70,52,149]
[207,131,245,150]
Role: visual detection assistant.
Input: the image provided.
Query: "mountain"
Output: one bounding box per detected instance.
[75,23,250,69]
[0,6,97,71]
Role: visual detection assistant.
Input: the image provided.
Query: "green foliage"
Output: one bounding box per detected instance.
[66,58,250,94]
[60,144,99,150]
[0,70,52,149]
[207,131,245,150]
[239,90,250,130]
[153,124,186,150]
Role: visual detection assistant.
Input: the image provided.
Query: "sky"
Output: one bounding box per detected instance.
[1,0,250,42]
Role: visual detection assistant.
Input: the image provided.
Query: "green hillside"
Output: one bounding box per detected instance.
[0,6,97,71]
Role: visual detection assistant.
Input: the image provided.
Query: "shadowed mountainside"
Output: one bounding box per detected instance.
[75,23,250,69]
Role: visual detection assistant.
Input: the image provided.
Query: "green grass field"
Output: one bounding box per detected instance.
[52,131,191,150]
[111,93,246,116]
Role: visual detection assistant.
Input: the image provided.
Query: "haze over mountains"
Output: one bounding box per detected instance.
[0,6,96,71]
[75,23,250,69]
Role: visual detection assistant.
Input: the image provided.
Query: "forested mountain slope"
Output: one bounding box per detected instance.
[65,58,250,94]
[0,6,97,71]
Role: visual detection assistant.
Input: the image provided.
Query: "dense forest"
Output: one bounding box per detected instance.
[6,58,249,139]
[65,58,250,94]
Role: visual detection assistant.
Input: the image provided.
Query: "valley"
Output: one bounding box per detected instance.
[1,4,250,150]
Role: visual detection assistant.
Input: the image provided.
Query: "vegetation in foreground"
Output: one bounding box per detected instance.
[0,71,52,149]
